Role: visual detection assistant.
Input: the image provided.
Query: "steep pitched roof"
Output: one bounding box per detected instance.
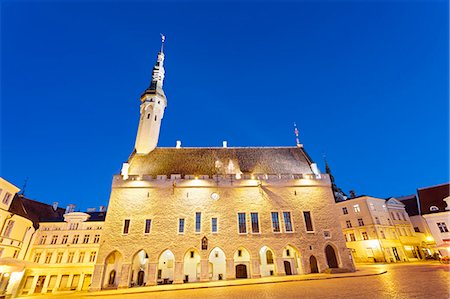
[417,183,450,215]
[8,194,66,229]
[127,147,314,176]
[397,194,420,216]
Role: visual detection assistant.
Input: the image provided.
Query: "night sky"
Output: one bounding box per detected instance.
[2,1,448,211]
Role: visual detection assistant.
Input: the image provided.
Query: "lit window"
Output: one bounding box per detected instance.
[179,218,185,233]
[211,218,218,233]
[303,211,314,232]
[50,235,58,244]
[250,213,259,233]
[361,231,369,240]
[238,213,247,234]
[61,235,68,244]
[123,219,130,234]
[67,252,74,263]
[45,252,52,263]
[342,207,348,215]
[39,235,47,245]
[266,250,274,264]
[93,234,100,243]
[283,212,293,232]
[195,212,201,233]
[358,218,365,226]
[346,220,352,228]
[72,235,79,244]
[349,233,356,241]
[83,235,90,244]
[271,212,280,233]
[144,219,151,234]
[353,204,361,213]
[33,252,42,263]
[56,252,63,263]
[430,206,439,212]
[437,222,449,233]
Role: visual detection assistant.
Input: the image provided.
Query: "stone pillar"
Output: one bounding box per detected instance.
[173,261,184,284]
[275,258,286,276]
[28,275,39,295]
[53,274,62,293]
[226,258,235,280]
[89,264,104,291]
[118,264,131,289]
[146,263,157,286]
[41,275,51,293]
[77,273,85,291]
[251,258,261,278]
[199,259,209,282]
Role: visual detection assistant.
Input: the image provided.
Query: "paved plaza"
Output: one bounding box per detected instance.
[16,262,449,299]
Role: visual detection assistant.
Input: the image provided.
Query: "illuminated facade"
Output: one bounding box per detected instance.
[89,40,355,291]
[336,196,426,263]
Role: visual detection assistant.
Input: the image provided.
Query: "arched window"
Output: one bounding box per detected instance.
[147,113,151,119]
[266,250,274,264]
[108,270,116,285]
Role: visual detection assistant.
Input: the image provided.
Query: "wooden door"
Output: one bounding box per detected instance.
[235,264,247,279]
[284,261,292,275]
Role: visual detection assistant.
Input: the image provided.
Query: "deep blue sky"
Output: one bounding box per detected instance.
[1,1,448,211]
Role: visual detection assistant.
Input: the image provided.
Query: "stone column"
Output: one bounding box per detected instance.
[146,263,157,286]
[77,273,85,291]
[199,259,209,282]
[118,264,131,289]
[173,261,184,284]
[225,258,235,280]
[251,258,261,278]
[28,275,39,295]
[41,275,51,293]
[53,274,62,293]
[89,264,104,291]
[275,258,286,276]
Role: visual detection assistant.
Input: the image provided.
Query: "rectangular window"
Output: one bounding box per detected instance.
[353,204,361,213]
[361,231,369,240]
[93,234,100,243]
[2,192,12,205]
[56,252,63,263]
[33,252,42,263]
[45,252,52,264]
[437,222,449,233]
[283,212,293,232]
[342,207,348,215]
[78,252,85,263]
[39,235,47,245]
[195,212,201,233]
[144,219,151,234]
[61,235,68,244]
[89,251,97,262]
[123,219,130,234]
[375,217,381,225]
[380,230,386,239]
[67,252,74,263]
[250,213,260,233]
[4,220,15,237]
[238,213,247,234]
[346,220,352,228]
[72,234,79,244]
[271,212,280,233]
[369,203,375,211]
[83,235,90,243]
[349,233,356,241]
[179,218,185,233]
[303,211,314,232]
[414,227,420,233]
[358,218,365,226]
[50,235,58,244]
[211,218,218,233]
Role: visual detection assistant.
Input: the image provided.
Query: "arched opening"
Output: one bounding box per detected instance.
[282,245,302,275]
[157,250,175,284]
[310,255,319,273]
[103,250,122,289]
[325,245,338,269]
[130,250,149,287]
[208,247,226,281]
[259,246,276,277]
[183,249,200,283]
[233,247,250,279]
[235,264,247,279]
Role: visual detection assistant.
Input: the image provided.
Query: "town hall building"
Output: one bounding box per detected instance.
[89,38,355,291]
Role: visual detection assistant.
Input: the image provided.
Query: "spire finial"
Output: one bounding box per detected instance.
[19,177,29,196]
[293,122,303,148]
[160,33,166,53]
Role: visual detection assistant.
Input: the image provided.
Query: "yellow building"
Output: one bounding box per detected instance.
[89,39,355,291]
[336,196,424,263]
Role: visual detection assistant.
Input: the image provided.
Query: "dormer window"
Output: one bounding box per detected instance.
[430,206,439,212]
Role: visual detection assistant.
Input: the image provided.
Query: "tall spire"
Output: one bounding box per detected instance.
[293,122,303,148]
[141,34,166,98]
[160,33,165,53]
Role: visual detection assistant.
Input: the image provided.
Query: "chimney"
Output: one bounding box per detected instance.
[65,204,76,214]
[176,140,181,148]
[86,207,97,212]
[349,190,356,198]
[52,202,58,211]
[99,205,107,212]
[223,141,227,148]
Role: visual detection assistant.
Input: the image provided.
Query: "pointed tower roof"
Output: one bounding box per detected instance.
[141,34,166,98]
